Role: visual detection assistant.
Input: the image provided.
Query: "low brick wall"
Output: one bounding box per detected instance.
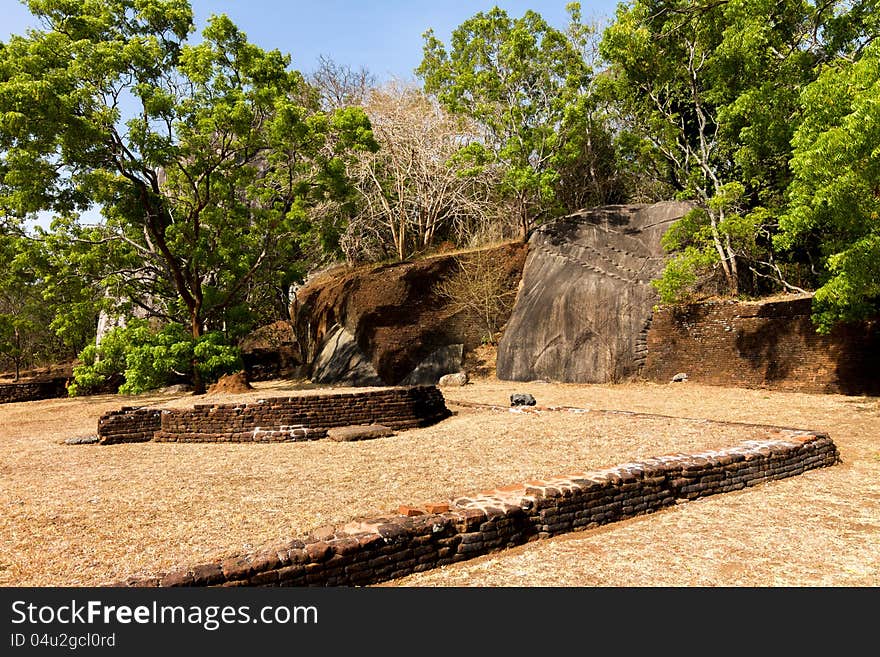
[644,296,880,394]
[97,386,450,444]
[111,425,838,587]
[0,378,67,404]
[97,407,163,445]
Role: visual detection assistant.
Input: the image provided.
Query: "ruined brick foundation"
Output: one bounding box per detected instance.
[96,386,450,444]
[0,378,67,404]
[110,416,838,587]
[644,296,880,394]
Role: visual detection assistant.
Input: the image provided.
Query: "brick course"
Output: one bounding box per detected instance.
[643,296,880,394]
[0,378,67,404]
[96,386,450,444]
[110,422,838,588]
[97,407,162,445]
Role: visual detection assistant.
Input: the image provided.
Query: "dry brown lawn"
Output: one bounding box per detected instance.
[1,378,877,587]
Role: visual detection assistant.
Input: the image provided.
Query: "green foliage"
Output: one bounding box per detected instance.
[417,3,610,236]
[0,0,375,387]
[600,0,847,299]
[778,39,880,331]
[661,209,713,253]
[653,208,721,302]
[69,320,241,395]
[0,226,97,376]
[652,247,720,305]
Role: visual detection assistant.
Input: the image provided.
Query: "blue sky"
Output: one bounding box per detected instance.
[2,1,622,80]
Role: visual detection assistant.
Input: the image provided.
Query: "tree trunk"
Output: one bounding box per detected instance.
[190,308,206,395]
[519,201,530,243]
[396,212,406,261]
[708,208,736,293]
[12,327,20,381]
[724,231,739,296]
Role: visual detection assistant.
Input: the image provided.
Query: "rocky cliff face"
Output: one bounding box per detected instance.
[496,202,691,383]
[292,242,528,385]
[643,295,880,394]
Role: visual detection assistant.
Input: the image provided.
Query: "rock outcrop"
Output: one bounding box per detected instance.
[293,242,528,386]
[311,325,384,386]
[497,202,692,383]
[398,344,464,386]
[238,320,301,381]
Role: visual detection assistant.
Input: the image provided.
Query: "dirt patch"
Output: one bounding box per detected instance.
[206,371,254,395]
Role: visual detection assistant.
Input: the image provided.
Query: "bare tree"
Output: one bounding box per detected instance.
[346,81,495,262]
[309,55,375,110]
[434,249,519,345]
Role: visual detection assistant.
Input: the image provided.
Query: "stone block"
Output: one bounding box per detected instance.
[327,424,394,442]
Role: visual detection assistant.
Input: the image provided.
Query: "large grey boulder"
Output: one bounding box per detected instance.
[497,202,692,383]
[311,324,384,386]
[399,344,464,386]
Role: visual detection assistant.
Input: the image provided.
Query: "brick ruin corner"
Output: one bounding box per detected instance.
[110,427,839,588]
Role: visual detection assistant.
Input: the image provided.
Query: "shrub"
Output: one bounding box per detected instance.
[69,321,242,396]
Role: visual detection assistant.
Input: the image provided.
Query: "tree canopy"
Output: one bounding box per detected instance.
[346,82,494,262]
[778,38,880,331]
[0,0,375,391]
[601,0,880,306]
[417,3,619,238]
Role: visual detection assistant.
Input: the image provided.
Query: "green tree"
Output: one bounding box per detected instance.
[777,39,880,331]
[417,3,604,239]
[0,228,94,378]
[0,0,375,392]
[0,231,42,379]
[600,0,844,299]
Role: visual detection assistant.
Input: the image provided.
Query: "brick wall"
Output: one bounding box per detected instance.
[643,296,880,394]
[0,378,68,404]
[97,386,451,444]
[97,407,163,445]
[111,426,838,587]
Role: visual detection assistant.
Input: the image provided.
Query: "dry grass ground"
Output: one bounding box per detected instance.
[390,381,880,587]
[1,379,877,587]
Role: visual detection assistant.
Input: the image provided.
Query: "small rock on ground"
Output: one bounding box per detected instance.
[64,435,99,445]
[327,424,395,442]
[438,372,468,387]
[161,383,193,394]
